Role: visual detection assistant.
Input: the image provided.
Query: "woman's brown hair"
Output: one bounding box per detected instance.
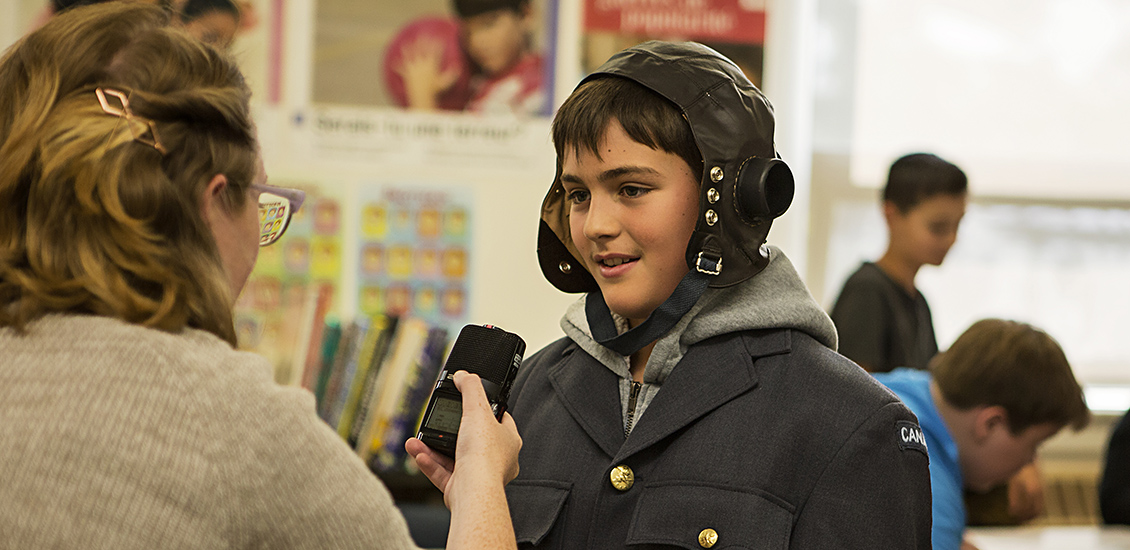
[0,3,257,345]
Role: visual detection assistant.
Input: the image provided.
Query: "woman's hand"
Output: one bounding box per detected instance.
[405,370,521,509]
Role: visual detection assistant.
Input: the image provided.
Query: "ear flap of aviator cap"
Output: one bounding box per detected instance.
[537,219,597,293]
[537,170,600,294]
[735,157,794,223]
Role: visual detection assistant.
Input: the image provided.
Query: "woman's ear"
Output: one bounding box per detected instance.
[200,174,229,227]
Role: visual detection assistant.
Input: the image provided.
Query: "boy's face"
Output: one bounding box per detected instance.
[461,8,531,75]
[885,193,967,267]
[560,120,700,326]
[962,418,1060,492]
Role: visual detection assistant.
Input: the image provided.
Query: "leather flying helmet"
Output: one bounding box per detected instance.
[537,41,794,294]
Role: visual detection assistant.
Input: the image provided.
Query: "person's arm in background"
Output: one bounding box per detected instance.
[1100,412,1130,525]
[1006,463,1045,522]
[406,371,520,550]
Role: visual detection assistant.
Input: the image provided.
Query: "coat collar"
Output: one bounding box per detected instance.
[548,330,793,460]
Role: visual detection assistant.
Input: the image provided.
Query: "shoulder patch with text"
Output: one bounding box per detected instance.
[896,420,928,456]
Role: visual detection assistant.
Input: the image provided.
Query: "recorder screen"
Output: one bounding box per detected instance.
[424,396,462,434]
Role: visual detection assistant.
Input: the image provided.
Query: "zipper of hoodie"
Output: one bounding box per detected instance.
[624,381,642,437]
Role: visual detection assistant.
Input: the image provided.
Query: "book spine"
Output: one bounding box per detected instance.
[317,320,362,425]
[348,316,400,448]
[372,326,449,472]
[357,318,428,465]
[286,283,322,387]
[312,321,342,409]
[325,317,372,429]
[299,284,335,391]
[336,315,391,441]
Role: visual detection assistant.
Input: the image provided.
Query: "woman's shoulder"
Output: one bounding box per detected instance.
[16,313,280,402]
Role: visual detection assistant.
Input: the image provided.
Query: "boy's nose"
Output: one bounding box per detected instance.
[582,196,619,241]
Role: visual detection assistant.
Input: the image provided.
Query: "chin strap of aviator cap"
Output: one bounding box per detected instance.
[584,255,718,357]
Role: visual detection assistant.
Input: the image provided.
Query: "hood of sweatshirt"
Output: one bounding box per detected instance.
[561,246,838,386]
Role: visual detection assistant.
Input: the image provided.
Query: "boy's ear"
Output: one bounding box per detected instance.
[971,405,1010,443]
[881,200,900,225]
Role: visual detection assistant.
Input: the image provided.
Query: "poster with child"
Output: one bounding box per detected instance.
[313,0,555,116]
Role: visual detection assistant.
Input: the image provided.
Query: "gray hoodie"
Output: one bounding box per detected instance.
[561,246,838,435]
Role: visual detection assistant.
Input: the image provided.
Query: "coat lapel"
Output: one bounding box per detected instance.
[613,330,792,461]
[548,345,627,457]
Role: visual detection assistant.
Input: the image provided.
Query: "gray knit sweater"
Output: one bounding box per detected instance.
[0,314,419,549]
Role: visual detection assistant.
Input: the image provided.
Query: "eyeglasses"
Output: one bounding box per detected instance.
[252,183,306,246]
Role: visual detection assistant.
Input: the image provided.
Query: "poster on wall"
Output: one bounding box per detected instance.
[295,0,558,167]
[312,0,556,117]
[356,184,473,332]
[582,0,766,86]
[4,0,279,104]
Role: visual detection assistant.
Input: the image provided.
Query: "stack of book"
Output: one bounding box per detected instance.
[238,281,452,474]
[308,314,449,473]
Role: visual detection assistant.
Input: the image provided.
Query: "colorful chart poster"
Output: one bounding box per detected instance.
[582,0,766,86]
[234,182,345,383]
[357,184,473,331]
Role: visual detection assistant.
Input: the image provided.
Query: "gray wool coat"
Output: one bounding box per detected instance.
[505,327,932,549]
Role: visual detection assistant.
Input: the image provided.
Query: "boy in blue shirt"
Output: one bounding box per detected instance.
[874,319,1089,550]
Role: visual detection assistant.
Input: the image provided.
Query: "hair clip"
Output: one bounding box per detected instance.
[95,87,168,155]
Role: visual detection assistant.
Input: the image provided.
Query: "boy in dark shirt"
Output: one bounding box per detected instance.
[830,152,967,373]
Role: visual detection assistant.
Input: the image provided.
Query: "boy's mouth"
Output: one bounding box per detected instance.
[600,257,637,267]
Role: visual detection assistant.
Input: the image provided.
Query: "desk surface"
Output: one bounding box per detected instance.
[968,526,1130,550]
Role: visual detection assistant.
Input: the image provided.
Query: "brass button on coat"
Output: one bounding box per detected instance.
[698,528,718,548]
[609,465,634,491]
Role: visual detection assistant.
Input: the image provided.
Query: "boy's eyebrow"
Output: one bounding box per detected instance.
[560,165,662,185]
[599,166,661,181]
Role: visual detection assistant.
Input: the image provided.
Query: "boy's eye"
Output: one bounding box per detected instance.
[928,223,954,236]
[566,189,590,204]
[621,185,649,198]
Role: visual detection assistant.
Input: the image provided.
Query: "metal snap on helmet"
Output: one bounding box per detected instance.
[537,40,794,295]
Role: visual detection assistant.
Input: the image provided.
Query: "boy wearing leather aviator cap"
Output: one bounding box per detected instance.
[504,41,932,548]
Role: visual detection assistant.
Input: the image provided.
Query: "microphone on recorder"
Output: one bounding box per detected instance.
[416,324,526,459]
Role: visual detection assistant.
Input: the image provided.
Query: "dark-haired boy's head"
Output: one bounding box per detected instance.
[883,153,968,213]
[451,0,533,75]
[881,152,968,268]
[552,76,703,184]
[550,74,705,324]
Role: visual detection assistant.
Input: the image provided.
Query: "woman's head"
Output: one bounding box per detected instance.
[0,3,258,345]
